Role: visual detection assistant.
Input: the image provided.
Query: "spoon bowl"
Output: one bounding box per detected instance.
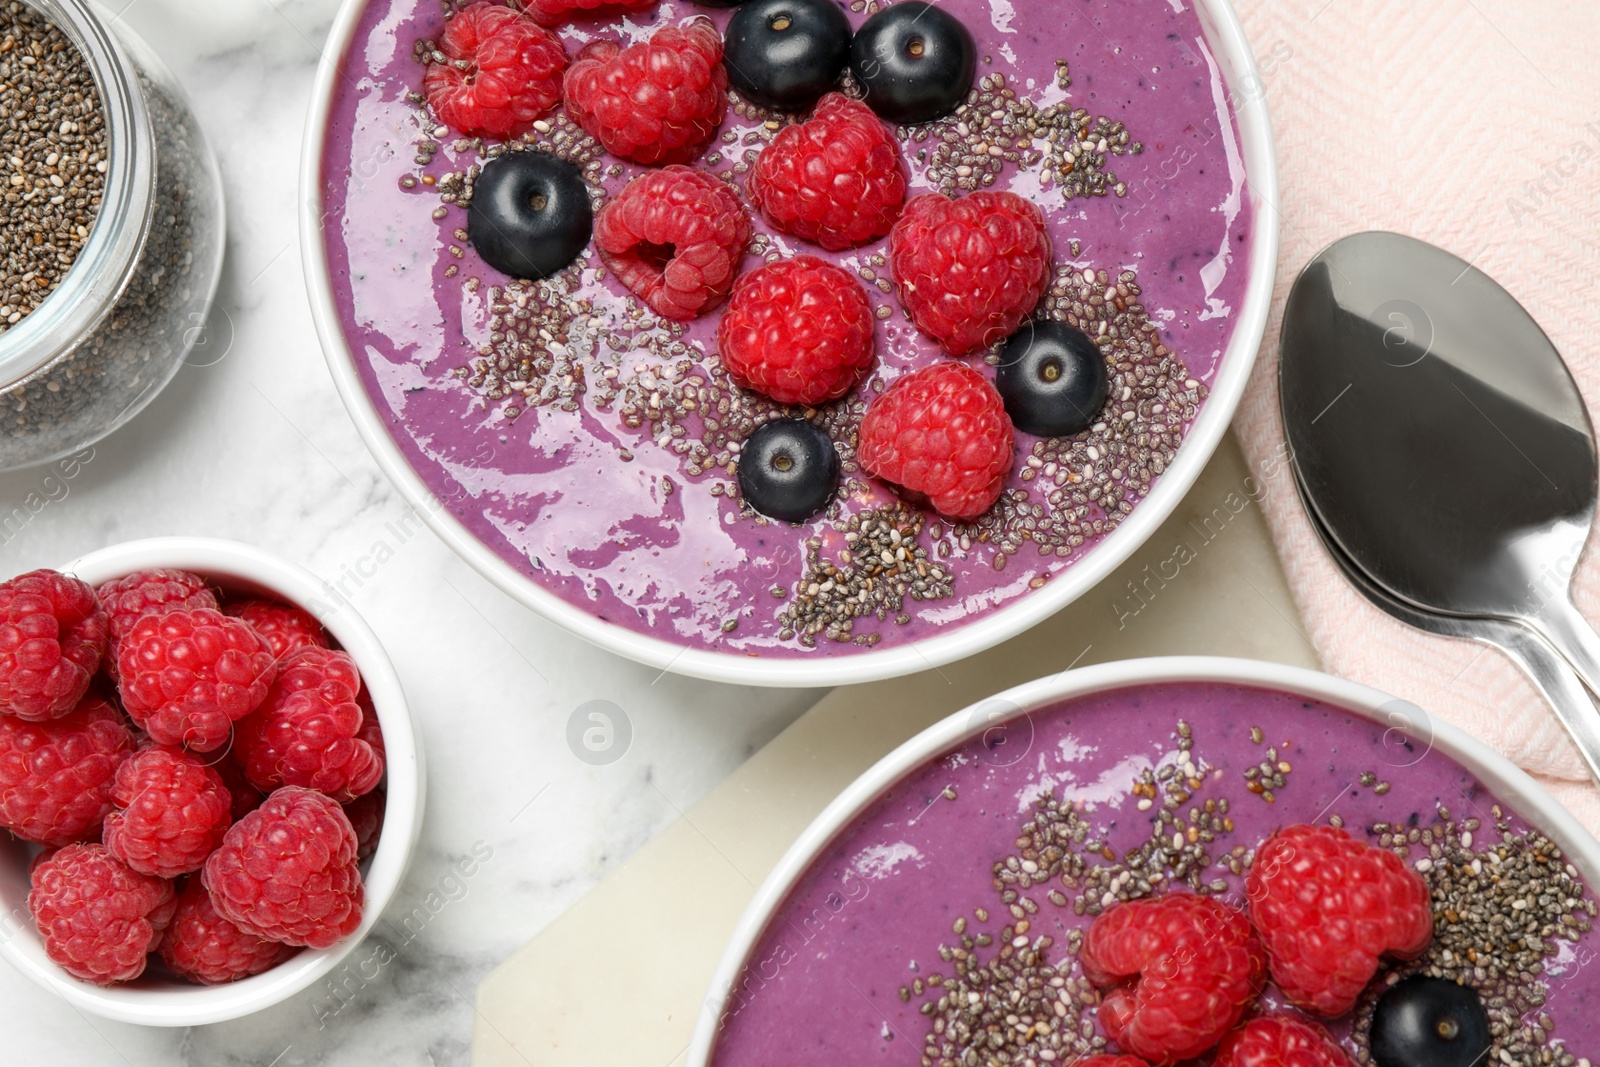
[1281,231,1600,695]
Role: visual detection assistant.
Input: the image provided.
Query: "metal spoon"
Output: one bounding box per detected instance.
[1280,231,1600,697]
[1294,466,1600,786]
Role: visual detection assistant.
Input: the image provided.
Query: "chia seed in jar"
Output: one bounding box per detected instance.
[0,0,223,471]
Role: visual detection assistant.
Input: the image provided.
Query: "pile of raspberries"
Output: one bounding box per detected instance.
[0,566,386,986]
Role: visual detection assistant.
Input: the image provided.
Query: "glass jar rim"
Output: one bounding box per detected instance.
[0,0,154,388]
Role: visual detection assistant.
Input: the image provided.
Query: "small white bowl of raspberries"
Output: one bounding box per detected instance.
[0,537,422,1025]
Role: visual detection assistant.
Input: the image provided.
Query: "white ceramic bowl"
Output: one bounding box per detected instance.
[0,537,425,1026]
[299,1,1280,687]
[685,656,1600,1064]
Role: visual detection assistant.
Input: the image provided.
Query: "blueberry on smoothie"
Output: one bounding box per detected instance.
[467,152,592,280]
[849,1,975,125]
[1370,976,1491,1067]
[738,419,839,522]
[994,320,1108,437]
[724,0,852,112]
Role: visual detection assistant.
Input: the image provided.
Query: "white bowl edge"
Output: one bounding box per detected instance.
[297,0,1281,687]
[0,536,425,1026]
[684,655,1600,1065]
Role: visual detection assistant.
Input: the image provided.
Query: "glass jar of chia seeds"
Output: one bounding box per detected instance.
[0,0,223,471]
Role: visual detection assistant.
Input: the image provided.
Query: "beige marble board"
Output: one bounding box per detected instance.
[471,431,1319,1066]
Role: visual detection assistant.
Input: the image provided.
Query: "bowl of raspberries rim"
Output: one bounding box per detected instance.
[0,537,422,1026]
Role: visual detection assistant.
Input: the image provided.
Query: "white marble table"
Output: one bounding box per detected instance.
[0,1,823,1061]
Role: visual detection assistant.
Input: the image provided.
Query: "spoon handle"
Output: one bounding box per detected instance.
[1483,617,1600,787]
[1528,595,1600,709]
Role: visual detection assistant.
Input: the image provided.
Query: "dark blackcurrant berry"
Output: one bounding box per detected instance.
[724,0,852,112]
[467,151,592,280]
[994,320,1108,437]
[849,1,975,125]
[1371,976,1491,1067]
[738,419,839,522]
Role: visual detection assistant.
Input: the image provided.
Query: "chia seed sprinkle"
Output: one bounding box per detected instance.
[1343,807,1595,1066]
[905,67,1139,199]
[1243,744,1293,803]
[778,507,955,647]
[457,270,609,413]
[0,0,105,333]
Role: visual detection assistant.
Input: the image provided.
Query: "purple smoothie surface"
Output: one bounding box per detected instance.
[318,0,1253,658]
[708,682,1600,1064]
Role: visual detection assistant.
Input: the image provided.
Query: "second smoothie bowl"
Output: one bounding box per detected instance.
[691,658,1600,1065]
[301,0,1278,684]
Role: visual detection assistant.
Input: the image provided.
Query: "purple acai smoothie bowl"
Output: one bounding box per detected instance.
[316,0,1253,660]
[706,681,1600,1065]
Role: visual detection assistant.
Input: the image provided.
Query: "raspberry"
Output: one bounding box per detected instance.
[158,879,298,985]
[563,20,726,166]
[351,694,385,861]
[270,643,361,698]
[423,3,566,139]
[1073,1059,1152,1067]
[889,190,1052,356]
[344,787,386,863]
[1080,893,1266,1064]
[116,608,278,752]
[96,569,216,649]
[716,256,875,405]
[1212,1016,1357,1067]
[357,689,386,765]
[594,166,751,321]
[221,600,329,662]
[0,695,133,846]
[748,93,907,251]
[102,745,233,878]
[1247,823,1432,1016]
[0,569,108,721]
[858,362,1015,520]
[203,786,364,949]
[29,843,175,984]
[521,0,656,28]
[234,647,384,801]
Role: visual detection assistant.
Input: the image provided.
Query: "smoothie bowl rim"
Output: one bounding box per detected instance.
[297,0,1281,687]
[0,536,425,1027]
[684,654,1600,1065]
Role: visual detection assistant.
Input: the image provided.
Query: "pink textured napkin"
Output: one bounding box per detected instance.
[1230,0,1600,831]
